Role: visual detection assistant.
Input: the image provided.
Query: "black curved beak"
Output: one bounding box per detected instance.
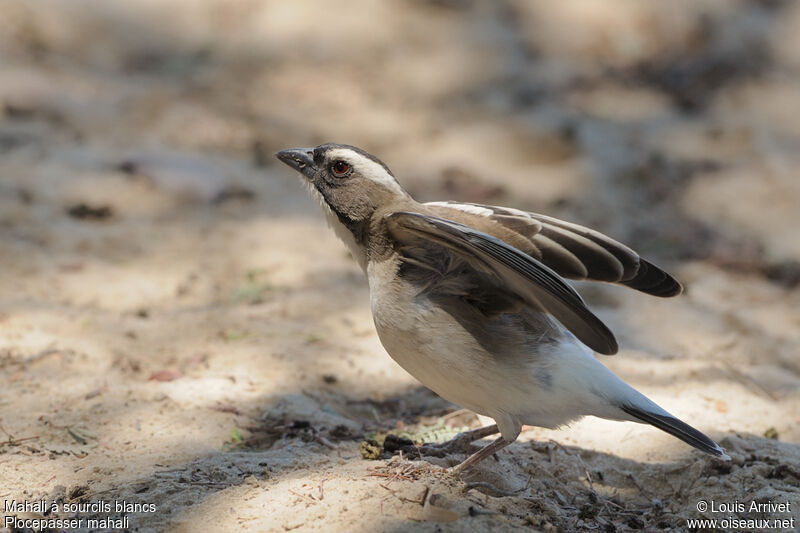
[275,148,316,179]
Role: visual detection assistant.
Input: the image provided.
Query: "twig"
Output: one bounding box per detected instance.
[191,482,230,489]
[464,481,520,497]
[410,487,429,506]
[390,471,413,482]
[420,485,430,504]
[549,439,631,521]
[379,483,427,505]
[314,435,336,449]
[720,360,778,401]
[584,466,595,493]
[155,468,185,475]
[604,499,625,510]
[22,348,64,365]
[369,472,412,481]
[626,473,652,499]
[548,439,576,456]
[549,440,594,492]
[0,435,39,447]
[523,474,533,491]
[289,489,317,503]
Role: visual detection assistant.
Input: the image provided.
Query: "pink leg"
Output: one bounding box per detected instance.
[444,424,499,449]
[449,436,511,473]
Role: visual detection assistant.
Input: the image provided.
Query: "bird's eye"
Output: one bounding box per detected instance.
[330,160,351,177]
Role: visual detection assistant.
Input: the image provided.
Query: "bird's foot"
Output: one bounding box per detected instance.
[380,424,503,468]
[417,424,500,458]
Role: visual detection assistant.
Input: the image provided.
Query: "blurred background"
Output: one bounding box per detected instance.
[0,1,798,531]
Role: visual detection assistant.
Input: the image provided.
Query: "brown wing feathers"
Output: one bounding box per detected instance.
[426,202,682,298]
[385,211,619,355]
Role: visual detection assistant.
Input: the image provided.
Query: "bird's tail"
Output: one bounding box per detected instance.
[555,338,729,459]
[618,402,729,460]
[578,350,730,460]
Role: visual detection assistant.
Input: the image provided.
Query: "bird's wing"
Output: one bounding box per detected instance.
[384,211,618,355]
[424,201,682,297]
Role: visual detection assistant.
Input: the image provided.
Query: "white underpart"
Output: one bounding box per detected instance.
[367,256,678,443]
[426,201,494,217]
[326,148,405,195]
[295,172,368,271]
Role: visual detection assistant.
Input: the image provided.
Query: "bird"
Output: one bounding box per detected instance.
[275,143,729,472]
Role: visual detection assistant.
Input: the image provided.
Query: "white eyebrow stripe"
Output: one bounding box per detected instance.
[327,148,404,194]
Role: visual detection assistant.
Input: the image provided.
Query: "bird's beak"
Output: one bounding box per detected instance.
[275,148,316,179]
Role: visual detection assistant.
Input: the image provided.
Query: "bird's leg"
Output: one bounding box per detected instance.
[421,424,499,454]
[449,436,511,474]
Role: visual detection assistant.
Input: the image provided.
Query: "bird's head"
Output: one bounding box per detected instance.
[276,143,408,226]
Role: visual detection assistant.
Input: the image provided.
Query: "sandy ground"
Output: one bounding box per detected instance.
[1,1,799,531]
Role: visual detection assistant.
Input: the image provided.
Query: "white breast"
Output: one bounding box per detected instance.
[365,256,620,440]
[366,257,525,434]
